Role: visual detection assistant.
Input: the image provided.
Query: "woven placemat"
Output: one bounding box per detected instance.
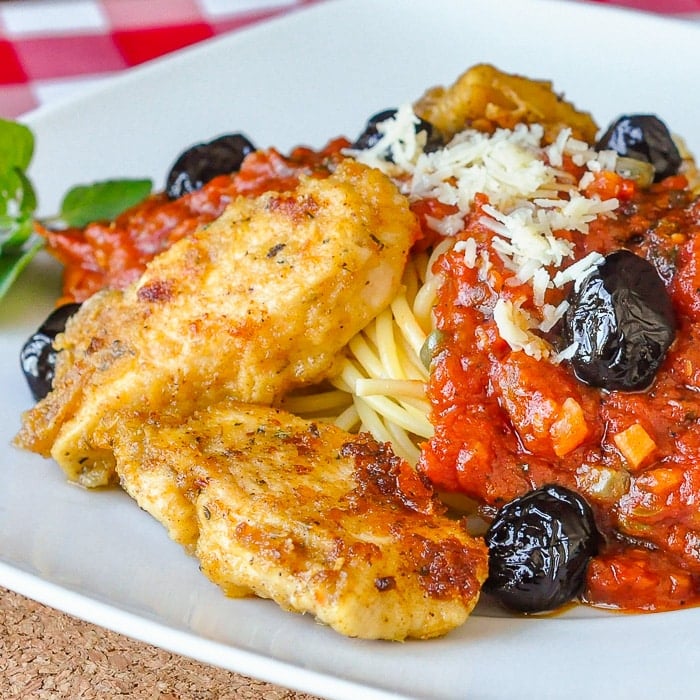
[0,587,322,699]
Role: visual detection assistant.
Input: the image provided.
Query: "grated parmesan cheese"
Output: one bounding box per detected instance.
[532,267,551,308]
[426,212,465,236]
[538,300,570,333]
[493,299,551,360]
[347,105,622,362]
[454,237,478,268]
[552,251,605,289]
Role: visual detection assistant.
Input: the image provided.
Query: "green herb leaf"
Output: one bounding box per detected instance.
[59,178,152,227]
[0,118,34,171]
[0,216,34,254]
[0,164,38,257]
[0,239,44,299]
[15,167,37,217]
[0,166,36,218]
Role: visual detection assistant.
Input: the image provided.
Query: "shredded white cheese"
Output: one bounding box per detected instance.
[493,299,551,360]
[454,237,478,268]
[552,251,605,289]
[347,106,621,362]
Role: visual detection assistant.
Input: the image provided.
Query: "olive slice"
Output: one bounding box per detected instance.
[165,133,256,200]
[351,108,443,156]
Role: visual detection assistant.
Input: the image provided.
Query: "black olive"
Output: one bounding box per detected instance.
[595,115,681,182]
[165,133,256,200]
[20,303,81,401]
[563,250,676,391]
[351,109,443,155]
[484,484,599,613]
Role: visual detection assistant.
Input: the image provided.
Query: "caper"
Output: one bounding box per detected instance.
[614,156,655,188]
[420,329,445,369]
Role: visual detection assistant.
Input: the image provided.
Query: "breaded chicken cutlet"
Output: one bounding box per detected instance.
[105,400,487,640]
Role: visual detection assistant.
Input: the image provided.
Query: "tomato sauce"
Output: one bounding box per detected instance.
[418,173,700,612]
[39,138,350,305]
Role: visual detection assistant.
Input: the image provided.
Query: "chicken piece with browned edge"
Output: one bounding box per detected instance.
[103,400,488,640]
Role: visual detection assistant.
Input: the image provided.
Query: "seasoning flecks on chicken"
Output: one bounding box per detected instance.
[101,400,488,640]
[16,159,418,487]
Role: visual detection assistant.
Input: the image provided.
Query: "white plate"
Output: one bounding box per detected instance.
[2,1,700,698]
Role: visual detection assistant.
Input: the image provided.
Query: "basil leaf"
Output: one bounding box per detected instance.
[0,216,34,253]
[0,168,37,252]
[59,178,152,227]
[0,239,44,300]
[0,167,36,217]
[0,120,153,303]
[15,167,37,217]
[0,118,34,171]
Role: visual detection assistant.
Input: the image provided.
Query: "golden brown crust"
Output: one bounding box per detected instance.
[104,400,488,640]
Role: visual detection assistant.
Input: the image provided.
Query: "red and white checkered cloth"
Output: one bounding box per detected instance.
[0,0,322,118]
[1,0,700,120]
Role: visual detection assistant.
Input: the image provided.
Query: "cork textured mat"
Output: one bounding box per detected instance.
[0,587,322,700]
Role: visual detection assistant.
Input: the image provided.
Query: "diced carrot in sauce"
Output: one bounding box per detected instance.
[550,397,589,458]
[583,170,636,201]
[585,545,698,612]
[613,423,657,471]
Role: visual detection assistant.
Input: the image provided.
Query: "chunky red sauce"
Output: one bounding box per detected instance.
[418,172,700,612]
